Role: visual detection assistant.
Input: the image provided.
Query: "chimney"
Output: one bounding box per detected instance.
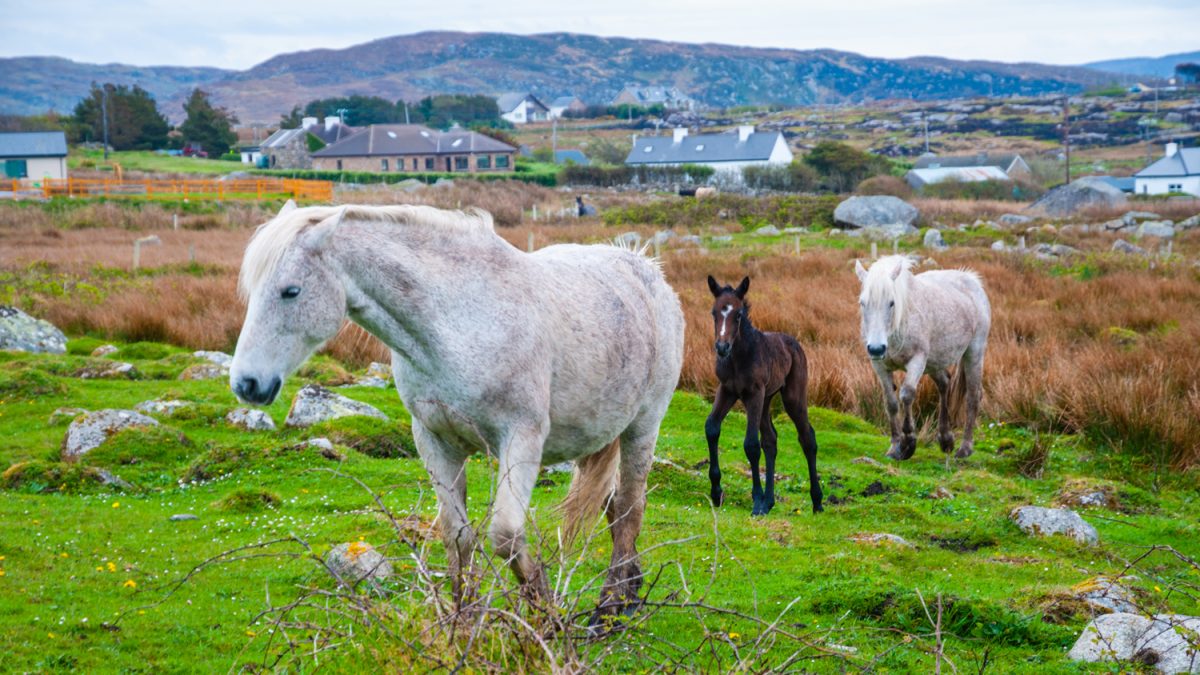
[324,116,341,131]
[737,125,754,142]
[672,127,688,143]
[301,116,318,130]
[1165,142,1179,157]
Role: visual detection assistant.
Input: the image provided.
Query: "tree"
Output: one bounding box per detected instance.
[585,136,630,165]
[1176,62,1200,88]
[279,105,303,129]
[404,94,503,129]
[179,89,238,156]
[803,141,892,193]
[303,95,400,125]
[71,83,169,150]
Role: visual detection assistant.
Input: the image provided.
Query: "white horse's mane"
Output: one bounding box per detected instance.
[239,204,494,300]
[861,255,915,332]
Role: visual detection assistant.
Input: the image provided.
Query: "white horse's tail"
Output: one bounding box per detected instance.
[948,363,969,426]
[559,438,621,545]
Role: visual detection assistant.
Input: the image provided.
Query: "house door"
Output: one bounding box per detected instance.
[445,157,452,172]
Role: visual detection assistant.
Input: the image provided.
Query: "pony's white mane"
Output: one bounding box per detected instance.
[861,255,914,332]
[238,204,494,300]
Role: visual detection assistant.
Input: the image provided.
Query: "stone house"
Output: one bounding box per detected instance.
[311,124,516,174]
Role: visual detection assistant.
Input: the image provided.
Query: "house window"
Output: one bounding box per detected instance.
[455,156,469,171]
[1169,183,1182,192]
[425,157,435,171]
[495,155,510,169]
[412,158,419,171]
[3,159,27,178]
[478,155,491,169]
[381,158,389,171]
[336,160,343,171]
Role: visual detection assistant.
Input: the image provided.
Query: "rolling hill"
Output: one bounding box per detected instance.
[1084,50,1200,79]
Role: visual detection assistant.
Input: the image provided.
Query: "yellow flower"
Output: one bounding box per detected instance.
[245,630,257,638]
[112,502,120,509]
[96,566,104,572]
[346,541,369,559]
[106,562,117,572]
[728,632,741,641]
[123,579,137,588]
[1155,585,1162,593]
[0,569,6,577]
[47,632,56,639]
[60,553,69,558]
[0,555,5,560]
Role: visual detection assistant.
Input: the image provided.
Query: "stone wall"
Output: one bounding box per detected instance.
[266,136,312,170]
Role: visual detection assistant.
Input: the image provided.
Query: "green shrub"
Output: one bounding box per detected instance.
[215,489,281,512]
[742,162,821,192]
[308,416,416,459]
[561,163,714,187]
[0,367,68,400]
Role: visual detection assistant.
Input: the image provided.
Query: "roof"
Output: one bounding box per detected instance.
[1094,176,1136,192]
[312,125,516,158]
[550,96,582,108]
[0,131,68,158]
[625,130,783,165]
[913,153,1021,171]
[496,93,549,114]
[555,149,589,166]
[259,128,307,150]
[1135,148,1200,178]
[906,166,1011,185]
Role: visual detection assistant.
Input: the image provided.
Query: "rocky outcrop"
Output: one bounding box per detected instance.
[284,384,388,428]
[63,409,159,459]
[1026,177,1128,217]
[0,307,67,354]
[1011,506,1098,545]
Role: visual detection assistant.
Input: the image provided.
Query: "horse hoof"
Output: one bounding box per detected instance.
[885,446,903,460]
[588,600,639,634]
[955,446,974,459]
[711,490,724,507]
[939,436,955,454]
[812,503,824,513]
[900,436,917,459]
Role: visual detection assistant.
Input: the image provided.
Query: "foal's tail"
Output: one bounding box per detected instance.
[560,438,621,545]
[947,362,969,426]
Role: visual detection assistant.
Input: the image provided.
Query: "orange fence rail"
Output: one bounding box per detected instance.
[4,177,333,202]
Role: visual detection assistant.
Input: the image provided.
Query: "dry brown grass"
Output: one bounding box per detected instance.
[3,200,1199,469]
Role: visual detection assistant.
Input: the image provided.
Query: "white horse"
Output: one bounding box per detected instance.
[854,256,990,460]
[230,201,684,621]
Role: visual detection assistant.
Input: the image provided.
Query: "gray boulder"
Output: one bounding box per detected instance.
[1068,613,1200,673]
[77,361,136,379]
[923,229,948,250]
[91,344,118,357]
[1178,214,1200,230]
[998,213,1033,227]
[833,196,919,231]
[226,408,276,431]
[193,350,233,368]
[1137,221,1176,239]
[651,229,676,244]
[991,240,1008,251]
[285,384,388,428]
[1113,239,1147,255]
[63,409,159,459]
[325,541,393,583]
[1011,506,1098,545]
[0,306,67,354]
[1123,210,1162,227]
[134,399,193,417]
[754,225,781,236]
[1073,576,1139,614]
[1027,177,1128,217]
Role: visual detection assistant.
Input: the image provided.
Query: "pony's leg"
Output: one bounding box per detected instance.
[741,389,767,515]
[895,354,927,460]
[781,384,823,514]
[930,368,955,454]
[704,387,738,507]
[490,424,550,600]
[758,397,778,515]
[957,348,985,458]
[870,360,903,459]
[413,421,474,607]
[593,426,657,624]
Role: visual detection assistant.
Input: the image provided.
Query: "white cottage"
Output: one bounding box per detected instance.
[0,131,68,181]
[624,126,792,175]
[497,93,550,125]
[1134,143,1200,196]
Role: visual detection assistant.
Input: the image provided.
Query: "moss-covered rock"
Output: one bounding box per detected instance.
[215,489,281,512]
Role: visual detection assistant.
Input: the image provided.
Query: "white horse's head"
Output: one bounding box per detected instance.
[230,201,347,405]
[854,256,912,361]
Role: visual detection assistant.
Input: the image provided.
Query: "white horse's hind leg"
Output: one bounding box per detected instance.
[870,360,903,459]
[414,421,475,606]
[593,424,656,626]
[930,369,955,454]
[958,346,985,458]
[490,424,549,598]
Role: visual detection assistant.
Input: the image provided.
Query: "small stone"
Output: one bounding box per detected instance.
[923,229,947,250]
[226,408,276,431]
[169,514,199,521]
[365,362,391,380]
[997,213,1033,227]
[179,363,227,380]
[306,437,334,451]
[991,240,1007,251]
[77,361,137,379]
[94,468,134,490]
[1071,576,1139,614]
[711,235,733,242]
[928,486,954,500]
[1136,221,1175,239]
[1112,239,1147,256]
[193,350,233,368]
[91,344,118,357]
[345,376,389,389]
[851,456,883,467]
[285,384,388,428]
[849,532,914,548]
[1177,214,1200,230]
[63,409,159,459]
[325,541,393,583]
[1102,218,1128,231]
[1010,506,1099,545]
[1122,210,1161,227]
[134,399,192,417]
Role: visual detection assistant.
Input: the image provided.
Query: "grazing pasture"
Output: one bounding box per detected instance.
[0,193,1198,672]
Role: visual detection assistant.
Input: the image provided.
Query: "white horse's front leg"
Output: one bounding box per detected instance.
[896,353,927,460]
[870,360,903,458]
[413,421,475,607]
[490,423,550,599]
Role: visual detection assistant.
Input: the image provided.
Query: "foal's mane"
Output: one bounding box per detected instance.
[861,255,914,332]
[239,204,494,300]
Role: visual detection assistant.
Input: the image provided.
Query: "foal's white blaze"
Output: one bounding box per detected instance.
[719,304,733,338]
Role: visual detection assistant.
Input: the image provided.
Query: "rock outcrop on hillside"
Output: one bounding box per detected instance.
[0,307,67,354]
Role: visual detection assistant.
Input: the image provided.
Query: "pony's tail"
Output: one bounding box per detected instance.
[947,363,969,426]
[559,439,621,546]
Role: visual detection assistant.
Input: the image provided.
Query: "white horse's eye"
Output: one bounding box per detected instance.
[888,300,894,308]
[281,286,301,299]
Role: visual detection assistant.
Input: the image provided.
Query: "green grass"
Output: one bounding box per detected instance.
[0,340,1196,672]
[70,149,248,176]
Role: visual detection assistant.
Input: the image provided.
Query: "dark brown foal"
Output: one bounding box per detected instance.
[704,276,823,516]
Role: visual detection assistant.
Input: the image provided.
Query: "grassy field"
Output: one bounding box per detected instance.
[70,149,249,176]
[1,339,1197,672]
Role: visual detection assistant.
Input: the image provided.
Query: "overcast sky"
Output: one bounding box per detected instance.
[1,0,1196,69]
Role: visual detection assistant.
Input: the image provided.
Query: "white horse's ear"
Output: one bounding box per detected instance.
[279,199,298,217]
[854,259,867,282]
[890,263,904,281]
[300,208,345,251]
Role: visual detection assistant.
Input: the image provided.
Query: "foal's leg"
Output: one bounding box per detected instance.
[593,426,657,625]
[870,360,903,459]
[757,396,778,515]
[741,389,767,515]
[958,347,986,458]
[781,373,823,514]
[930,368,955,454]
[413,421,475,607]
[704,388,738,507]
[895,353,927,460]
[490,423,550,600]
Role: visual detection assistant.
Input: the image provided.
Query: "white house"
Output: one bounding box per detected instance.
[1134,143,1200,196]
[905,166,1011,190]
[624,126,792,175]
[497,93,550,125]
[548,96,586,119]
[0,131,68,181]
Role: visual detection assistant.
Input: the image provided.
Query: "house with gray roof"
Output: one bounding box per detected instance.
[260,116,360,169]
[548,96,586,119]
[625,126,792,176]
[1134,142,1200,196]
[311,124,516,174]
[497,93,550,125]
[0,131,68,180]
[913,152,1031,180]
[612,86,695,110]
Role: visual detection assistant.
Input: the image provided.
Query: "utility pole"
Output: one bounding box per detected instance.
[923,110,930,154]
[403,101,410,124]
[551,116,558,157]
[1062,96,1071,185]
[101,85,110,161]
